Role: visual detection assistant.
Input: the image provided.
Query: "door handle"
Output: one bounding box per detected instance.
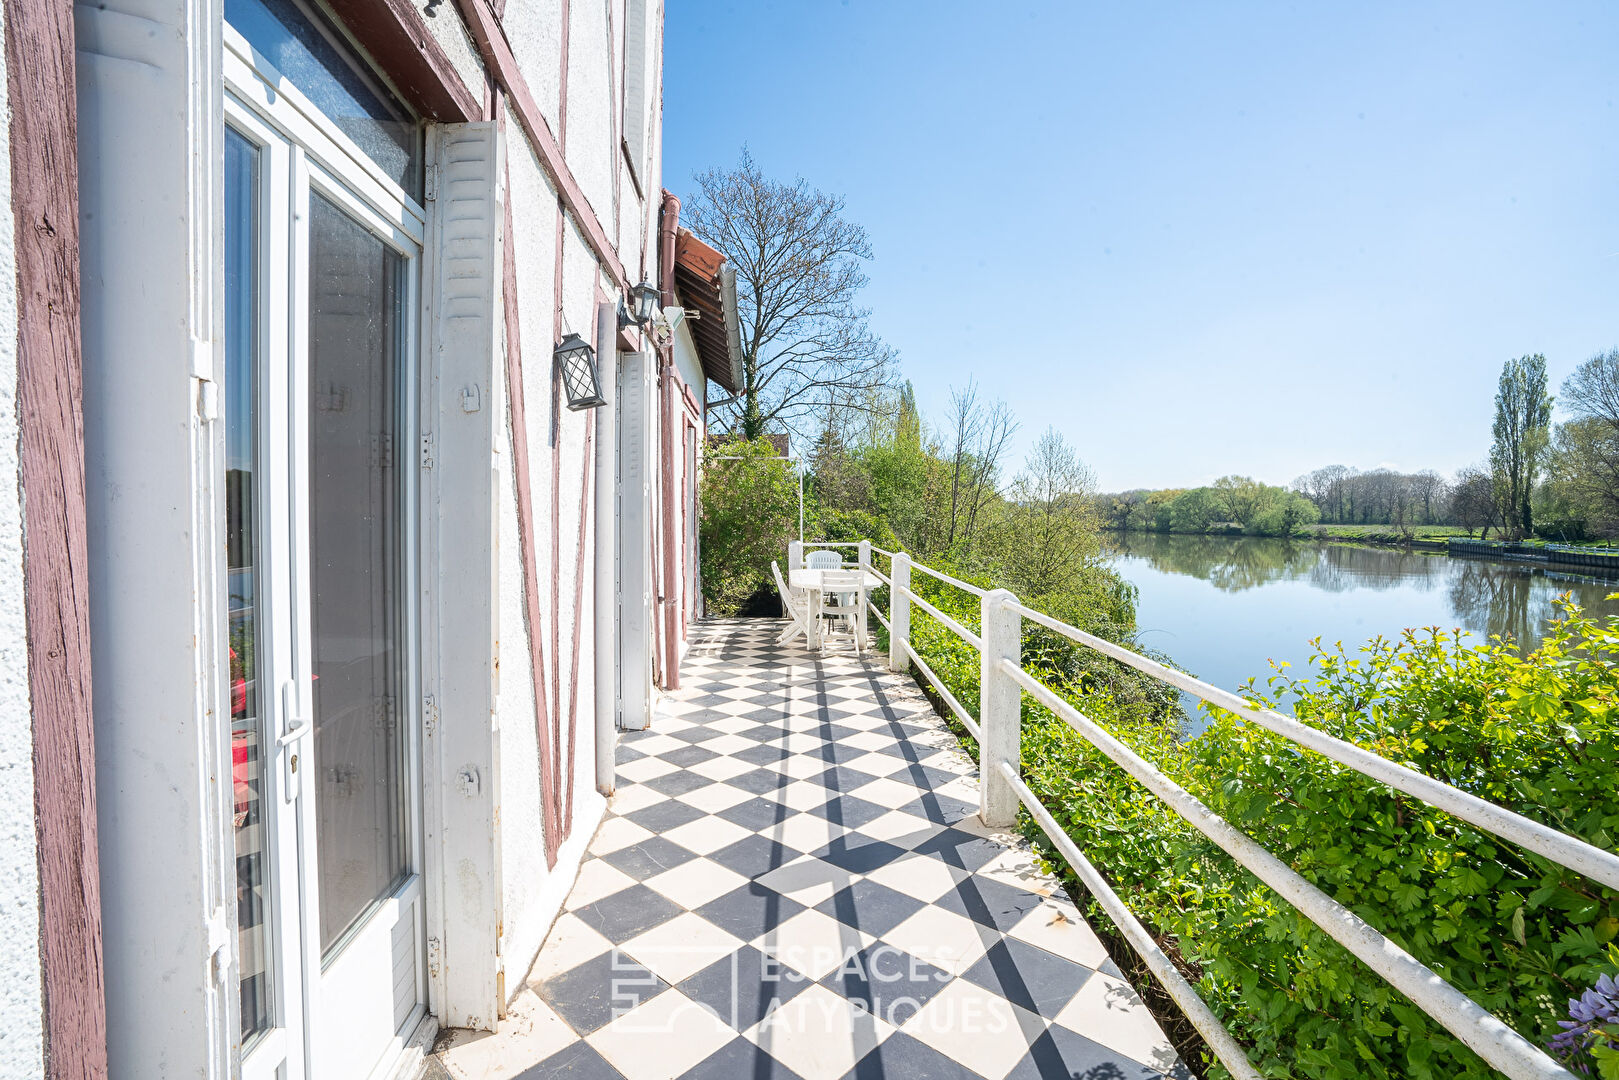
[276,717,312,748]
[280,681,312,802]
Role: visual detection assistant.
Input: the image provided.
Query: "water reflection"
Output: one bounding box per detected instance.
[1109,532,1454,595]
[1105,532,1619,696]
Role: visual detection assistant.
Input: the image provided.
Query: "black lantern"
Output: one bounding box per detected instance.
[554,333,606,410]
[620,280,661,328]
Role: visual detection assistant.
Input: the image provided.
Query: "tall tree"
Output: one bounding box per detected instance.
[1489,354,1554,538]
[943,380,1017,552]
[1551,347,1619,536]
[993,429,1100,601]
[683,150,896,441]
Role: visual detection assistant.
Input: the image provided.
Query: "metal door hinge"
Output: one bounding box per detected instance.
[421,431,436,469]
[423,694,439,736]
[427,936,442,978]
[424,163,438,202]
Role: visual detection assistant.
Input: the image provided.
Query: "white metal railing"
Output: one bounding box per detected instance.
[858,547,1602,1080]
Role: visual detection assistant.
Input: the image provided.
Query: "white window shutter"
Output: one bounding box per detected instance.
[423,121,503,1031]
[622,0,648,183]
[617,347,655,730]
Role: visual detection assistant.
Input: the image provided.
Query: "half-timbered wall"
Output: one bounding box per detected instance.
[0,20,43,1077]
[29,0,684,1072]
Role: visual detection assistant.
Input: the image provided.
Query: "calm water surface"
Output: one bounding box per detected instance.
[1106,532,1619,699]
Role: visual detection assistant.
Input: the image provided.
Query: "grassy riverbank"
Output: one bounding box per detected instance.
[1307,523,1468,543]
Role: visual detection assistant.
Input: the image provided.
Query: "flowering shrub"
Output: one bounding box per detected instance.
[1551,957,1619,1077]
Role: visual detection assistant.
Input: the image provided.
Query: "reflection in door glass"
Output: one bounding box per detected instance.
[308,192,409,956]
[225,126,271,1042]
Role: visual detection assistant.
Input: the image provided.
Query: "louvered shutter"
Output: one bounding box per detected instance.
[618,348,655,730]
[424,121,502,1030]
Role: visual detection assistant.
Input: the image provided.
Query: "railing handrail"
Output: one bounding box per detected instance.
[1004,600,1619,893]
[1000,658,1565,1080]
[909,559,988,597]
[870,546,1593,1080]
[895,583,981,650]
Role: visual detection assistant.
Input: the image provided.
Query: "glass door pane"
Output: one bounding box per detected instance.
[306,191,408,957]
[226,125,273,1043]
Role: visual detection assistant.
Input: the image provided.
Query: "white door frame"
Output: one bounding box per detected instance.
[224,24,429,1080]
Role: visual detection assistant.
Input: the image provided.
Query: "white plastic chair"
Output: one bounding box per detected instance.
[805,549,857,610]
[816,568,867,653]
[771,560,815,647]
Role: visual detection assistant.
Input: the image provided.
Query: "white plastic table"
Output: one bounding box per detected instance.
[788,567,883,649]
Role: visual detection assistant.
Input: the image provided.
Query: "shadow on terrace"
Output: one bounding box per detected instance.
[431,618,1185,1080]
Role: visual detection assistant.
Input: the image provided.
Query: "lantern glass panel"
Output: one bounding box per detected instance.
[555,334,605,410]
[631,282,660,325]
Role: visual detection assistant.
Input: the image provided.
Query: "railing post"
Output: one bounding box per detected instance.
[856,540,872,650]
[788,539,803,570]
[979,588,1021,828]
[889,552,910,673]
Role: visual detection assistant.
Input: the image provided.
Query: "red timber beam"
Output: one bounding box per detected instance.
[4,0,109,1070]
[330,0,479,121]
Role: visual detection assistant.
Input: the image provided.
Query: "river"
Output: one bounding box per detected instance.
[1105,532,1619,712]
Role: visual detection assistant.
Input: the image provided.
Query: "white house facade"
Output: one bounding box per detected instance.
[0,0,735,1077]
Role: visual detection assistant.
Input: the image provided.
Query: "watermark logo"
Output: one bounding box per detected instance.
[608,943,1005,1033]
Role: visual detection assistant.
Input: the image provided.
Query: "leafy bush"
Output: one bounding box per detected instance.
[908,594,1619,1079]
[812,507,898,551]
[699,438,800,616]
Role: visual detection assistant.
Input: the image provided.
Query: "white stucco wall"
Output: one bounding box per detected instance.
[564,0,615,229]
[671,317,703,394]
[493,132,610,991]
[436,0,663,1012]
[0,22,45,1080]
[503,0,563,138]
[668,319,706,643]
[411,0,485,103]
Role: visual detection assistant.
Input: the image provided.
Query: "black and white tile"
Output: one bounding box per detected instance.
[435,619,1187,1080]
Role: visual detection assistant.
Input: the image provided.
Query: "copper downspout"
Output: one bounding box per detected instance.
[658,191,681,689]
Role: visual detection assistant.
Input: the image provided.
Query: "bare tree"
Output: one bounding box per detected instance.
[1450,464,1500,537]
[944,381,1017,551]
[683,150,896,442]
[995,429,1100,600]
[1561,347,1619,431]
[1555,347,1619,535]
[1411,470,1446,526]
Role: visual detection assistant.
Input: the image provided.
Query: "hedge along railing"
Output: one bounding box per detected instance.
[841,546,1619,1080]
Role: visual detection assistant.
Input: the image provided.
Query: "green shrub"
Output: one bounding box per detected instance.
[910,595,1619,1079]
[699,438,800,616]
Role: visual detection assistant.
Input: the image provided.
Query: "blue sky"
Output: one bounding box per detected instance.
[663,2,1619,491]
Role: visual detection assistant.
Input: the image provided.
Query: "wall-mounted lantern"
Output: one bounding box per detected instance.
[554,333,606,410]
[619,281,661,329]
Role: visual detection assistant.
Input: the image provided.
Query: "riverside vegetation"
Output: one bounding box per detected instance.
[700,385,1619,1077]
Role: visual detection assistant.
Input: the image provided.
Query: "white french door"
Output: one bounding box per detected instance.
[225,20,427,1080]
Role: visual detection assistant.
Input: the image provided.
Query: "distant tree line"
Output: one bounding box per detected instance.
[1103,348,1619,542]
[1290,466,1449,528]
[1099,476,1319,537]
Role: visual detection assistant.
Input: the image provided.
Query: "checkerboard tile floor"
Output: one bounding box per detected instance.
[437,619,1187,1080]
